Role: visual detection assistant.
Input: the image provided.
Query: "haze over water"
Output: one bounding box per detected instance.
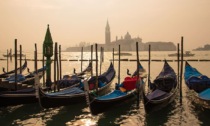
[1,0,210,52]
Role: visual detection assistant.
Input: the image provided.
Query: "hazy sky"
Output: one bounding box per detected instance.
[0,0,210,52]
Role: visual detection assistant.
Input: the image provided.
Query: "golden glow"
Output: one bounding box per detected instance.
[0,0,210,51]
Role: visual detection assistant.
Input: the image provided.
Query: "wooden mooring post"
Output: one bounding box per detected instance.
[180,37,184,103]
[7,49,9,72]
[136,42,140,107]
[91,45,93,77]
[148,45,151,89]
[53,43,57,92]
[113,48,114,67]
[177,43,180,89]
[20,45,22,74]
[118,45,121,84]
[95,44,98,93]
[14,39,17,90]
[56,44,59,90]
[81,47,83,72]
[59,45,62,80]
[35,43,37,73]
[100,47,103,75]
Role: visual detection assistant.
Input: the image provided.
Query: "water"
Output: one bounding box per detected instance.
[0,51,210,126]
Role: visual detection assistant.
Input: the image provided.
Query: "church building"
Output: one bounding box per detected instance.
[66,20,176,52]
[103,20,144,51]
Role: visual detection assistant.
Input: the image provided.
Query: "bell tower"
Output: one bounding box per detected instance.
[105,20,111,45]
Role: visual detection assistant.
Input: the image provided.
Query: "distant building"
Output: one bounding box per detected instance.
[193,44,210,51]
[105,20,111,45]
[66,20,176,52]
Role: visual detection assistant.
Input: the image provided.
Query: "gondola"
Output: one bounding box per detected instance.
[0,87,37,107]
[4,66,46,85]
[0,63,91,107]
[184,61,210,108]
[142,60,177,113]
[75,61,92,76]
[0,59,27,78]
[0,66,47,107]
[89,61,146,115]
[57,62,92,89]
[38,62,115,108]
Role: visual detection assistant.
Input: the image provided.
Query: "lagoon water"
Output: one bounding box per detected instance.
[0,50,210,126]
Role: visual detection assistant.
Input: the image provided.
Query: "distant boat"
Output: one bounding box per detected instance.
[168,51,194,57]
[3,53,26,57]
[114,52,132,56]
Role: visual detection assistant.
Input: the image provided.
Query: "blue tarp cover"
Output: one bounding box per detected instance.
[184,63,210,93]
[184,65,203,81]
[46,87,84,96]
[6,74,25,82]
[199,88,210,100]
[57,75,81,88]
[97,90,126,100]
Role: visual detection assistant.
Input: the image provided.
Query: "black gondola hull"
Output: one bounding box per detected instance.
[39,82,112,109]
[142,90,177,113]
[0,94,37,107]
[142,60,177,113]
[90,90,137,115]
[38,62,115,108]
[39,91,86,108]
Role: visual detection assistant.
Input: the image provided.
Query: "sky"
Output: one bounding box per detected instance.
[0,0,210,52]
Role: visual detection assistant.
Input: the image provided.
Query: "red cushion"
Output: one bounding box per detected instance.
[123,76,138,90]
[124,76,132,80]
[89,83,95,90]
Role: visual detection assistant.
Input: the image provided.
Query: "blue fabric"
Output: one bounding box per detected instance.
[97,90,126,100]
[199,88,210,100]
[6,74,25,82]
[46,87,84,96]
[184,63,210,93]
[98,81,105,88]
[79,81,84,88]
[184,65,203,81]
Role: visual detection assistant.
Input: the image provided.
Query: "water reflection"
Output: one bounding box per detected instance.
[144,100,176,126]
[190,99,210,126]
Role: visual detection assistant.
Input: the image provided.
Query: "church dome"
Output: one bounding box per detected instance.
[124,32,131,40]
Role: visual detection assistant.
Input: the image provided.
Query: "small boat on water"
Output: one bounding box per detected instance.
[89,61,146,115]
[142,60,177,113]
[38,62,116,108]
[57,62,92,89]
[3,53,26,57]
[184,61,210,108]
[3,66,46,85]
[168,51,194,57]
[0,63,92,107]
[0,59,27,78]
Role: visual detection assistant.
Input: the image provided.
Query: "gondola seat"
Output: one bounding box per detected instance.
[146,89,169,100]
